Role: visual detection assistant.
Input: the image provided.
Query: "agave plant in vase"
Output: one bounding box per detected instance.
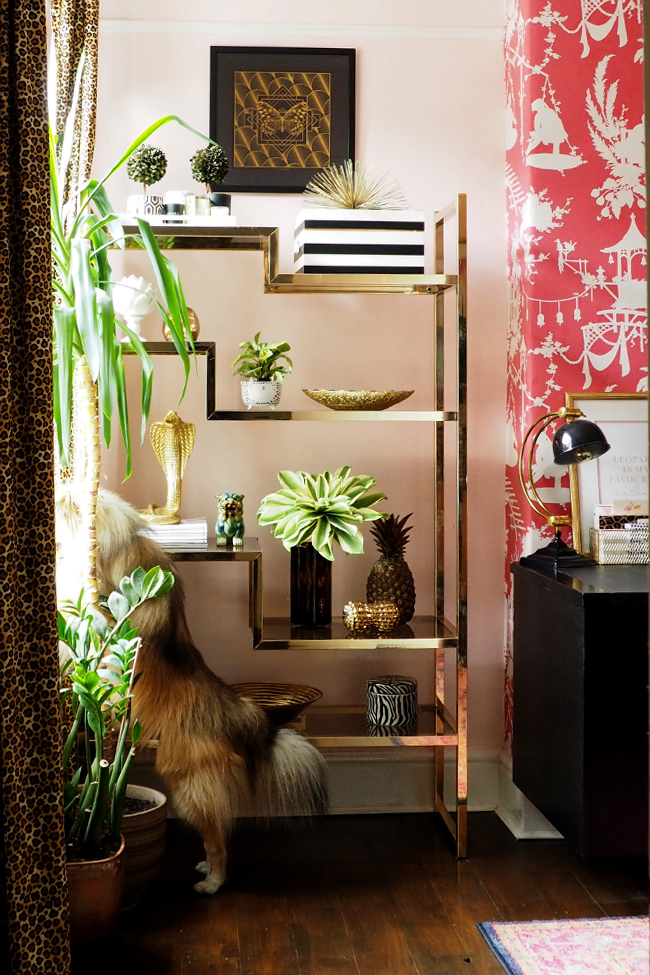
[257,467,387,627]
[59,566,174,942]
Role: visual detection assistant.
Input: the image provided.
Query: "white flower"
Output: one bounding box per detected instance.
[112,275,155,320]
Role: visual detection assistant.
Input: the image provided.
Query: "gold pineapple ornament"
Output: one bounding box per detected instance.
[366,513,416,624]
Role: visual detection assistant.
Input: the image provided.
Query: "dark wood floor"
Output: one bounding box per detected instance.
[75,812,649,975]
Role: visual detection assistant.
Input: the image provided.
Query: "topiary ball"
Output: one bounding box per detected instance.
[127,145,168,190]
[190,144,229,188]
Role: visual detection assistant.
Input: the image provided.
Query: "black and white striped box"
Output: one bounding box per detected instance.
[294,208,425,274]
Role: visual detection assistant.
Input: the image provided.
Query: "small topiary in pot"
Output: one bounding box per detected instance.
[190,143,229,194]
[127,144,168,195]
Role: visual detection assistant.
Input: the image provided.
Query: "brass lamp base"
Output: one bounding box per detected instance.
[520,529,595,570]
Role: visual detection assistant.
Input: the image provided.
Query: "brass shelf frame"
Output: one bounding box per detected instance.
[141,196,468,856]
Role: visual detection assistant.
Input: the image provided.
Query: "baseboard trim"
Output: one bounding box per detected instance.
[131,746,501,817]
[495,747,563,840]
[324,748,499,815]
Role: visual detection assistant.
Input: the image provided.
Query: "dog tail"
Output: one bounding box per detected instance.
[253,729,328,819]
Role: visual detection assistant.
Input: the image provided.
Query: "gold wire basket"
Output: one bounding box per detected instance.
[302,389,414,411]
[230,682,323,725]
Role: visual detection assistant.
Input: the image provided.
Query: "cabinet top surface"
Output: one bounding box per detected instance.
[512,561,649,596]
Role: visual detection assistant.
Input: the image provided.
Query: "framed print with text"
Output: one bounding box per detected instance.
[209,46,356,193]
[565,391,648,554]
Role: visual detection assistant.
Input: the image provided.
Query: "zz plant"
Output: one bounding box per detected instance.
[59,567,174,860]
[257,466,387,561]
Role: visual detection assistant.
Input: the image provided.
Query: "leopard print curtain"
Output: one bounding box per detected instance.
[0,2,71,973]
[51,0,100,202]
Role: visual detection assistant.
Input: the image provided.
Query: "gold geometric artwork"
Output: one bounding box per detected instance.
[234,71,331,169]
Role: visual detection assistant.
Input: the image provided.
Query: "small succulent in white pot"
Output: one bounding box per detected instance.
[232,332,292,410]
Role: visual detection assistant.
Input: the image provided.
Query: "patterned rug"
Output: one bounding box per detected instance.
[478,916,649,975]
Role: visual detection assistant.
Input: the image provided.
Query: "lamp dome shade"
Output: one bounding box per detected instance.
[552,418,611,466]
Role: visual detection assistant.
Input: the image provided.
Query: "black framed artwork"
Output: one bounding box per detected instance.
[209,46,356,193]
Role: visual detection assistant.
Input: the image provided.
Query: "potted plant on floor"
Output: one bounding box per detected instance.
[232,332,293,410]
[60,566,174,941]
[257,467,387,626]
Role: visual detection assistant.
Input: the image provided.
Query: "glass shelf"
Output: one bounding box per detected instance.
[257,615,457,650]
[118,223,457,295]
[209,410,457,422]
[265,273,456,295]
[299,703,458,749]
[167,537,261,561]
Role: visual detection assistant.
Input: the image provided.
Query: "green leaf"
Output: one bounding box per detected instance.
[136,220,191,389]
[71,237,101,380]
[141,566,164,599]
[131,719,142,747]
[312,518,332,552]
[96,288,117,447]
[107,591,130,622]
[130,568,146,597]
[52,306,76,468]
[119,577,141,608]
[277,470,305,493]
[113,348,132,479]
[336,530,365,555]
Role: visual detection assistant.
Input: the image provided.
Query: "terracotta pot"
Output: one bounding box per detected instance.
[67,836,125,943]
[121,785,168,910]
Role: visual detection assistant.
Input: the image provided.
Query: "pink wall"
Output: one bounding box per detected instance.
[95,3,508,758]
[504,0,646,736]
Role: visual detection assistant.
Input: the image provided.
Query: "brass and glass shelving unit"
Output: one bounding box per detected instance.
[130,195,468,856]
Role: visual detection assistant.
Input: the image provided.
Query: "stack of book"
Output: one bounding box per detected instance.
[139,517,208,550]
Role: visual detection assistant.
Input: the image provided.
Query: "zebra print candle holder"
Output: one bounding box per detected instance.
[366,675,418,727]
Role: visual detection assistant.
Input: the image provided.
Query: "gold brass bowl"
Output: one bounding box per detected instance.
[230,682,323,725]
[302,389,414,411]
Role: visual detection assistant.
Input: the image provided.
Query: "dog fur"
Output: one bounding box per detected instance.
[56,487,328,894]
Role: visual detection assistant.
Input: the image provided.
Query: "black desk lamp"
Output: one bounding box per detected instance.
[518,406,611,568]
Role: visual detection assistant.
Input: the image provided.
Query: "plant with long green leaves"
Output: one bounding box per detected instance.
[50,112,203,476]
[50,52,219,476]
[232,332,293,383]
[59,566,174,860]
[257,467,388,561]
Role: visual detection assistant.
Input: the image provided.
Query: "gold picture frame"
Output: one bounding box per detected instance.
[565,391,648,554]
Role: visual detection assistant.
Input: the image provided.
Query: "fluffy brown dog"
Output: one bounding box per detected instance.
[56,488,328,894]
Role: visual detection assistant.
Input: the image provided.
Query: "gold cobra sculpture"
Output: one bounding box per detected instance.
[139,411,196,525]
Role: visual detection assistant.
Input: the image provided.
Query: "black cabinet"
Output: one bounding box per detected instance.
[511,562,648,856]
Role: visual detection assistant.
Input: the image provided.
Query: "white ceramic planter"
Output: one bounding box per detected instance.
[241,380,282,410]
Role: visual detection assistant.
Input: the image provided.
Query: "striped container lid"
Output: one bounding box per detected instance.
[366,675,417,697]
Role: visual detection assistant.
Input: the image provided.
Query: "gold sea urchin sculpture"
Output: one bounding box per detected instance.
[139,411,196,525]
[303,160,408,210]
[343,600,400,634]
